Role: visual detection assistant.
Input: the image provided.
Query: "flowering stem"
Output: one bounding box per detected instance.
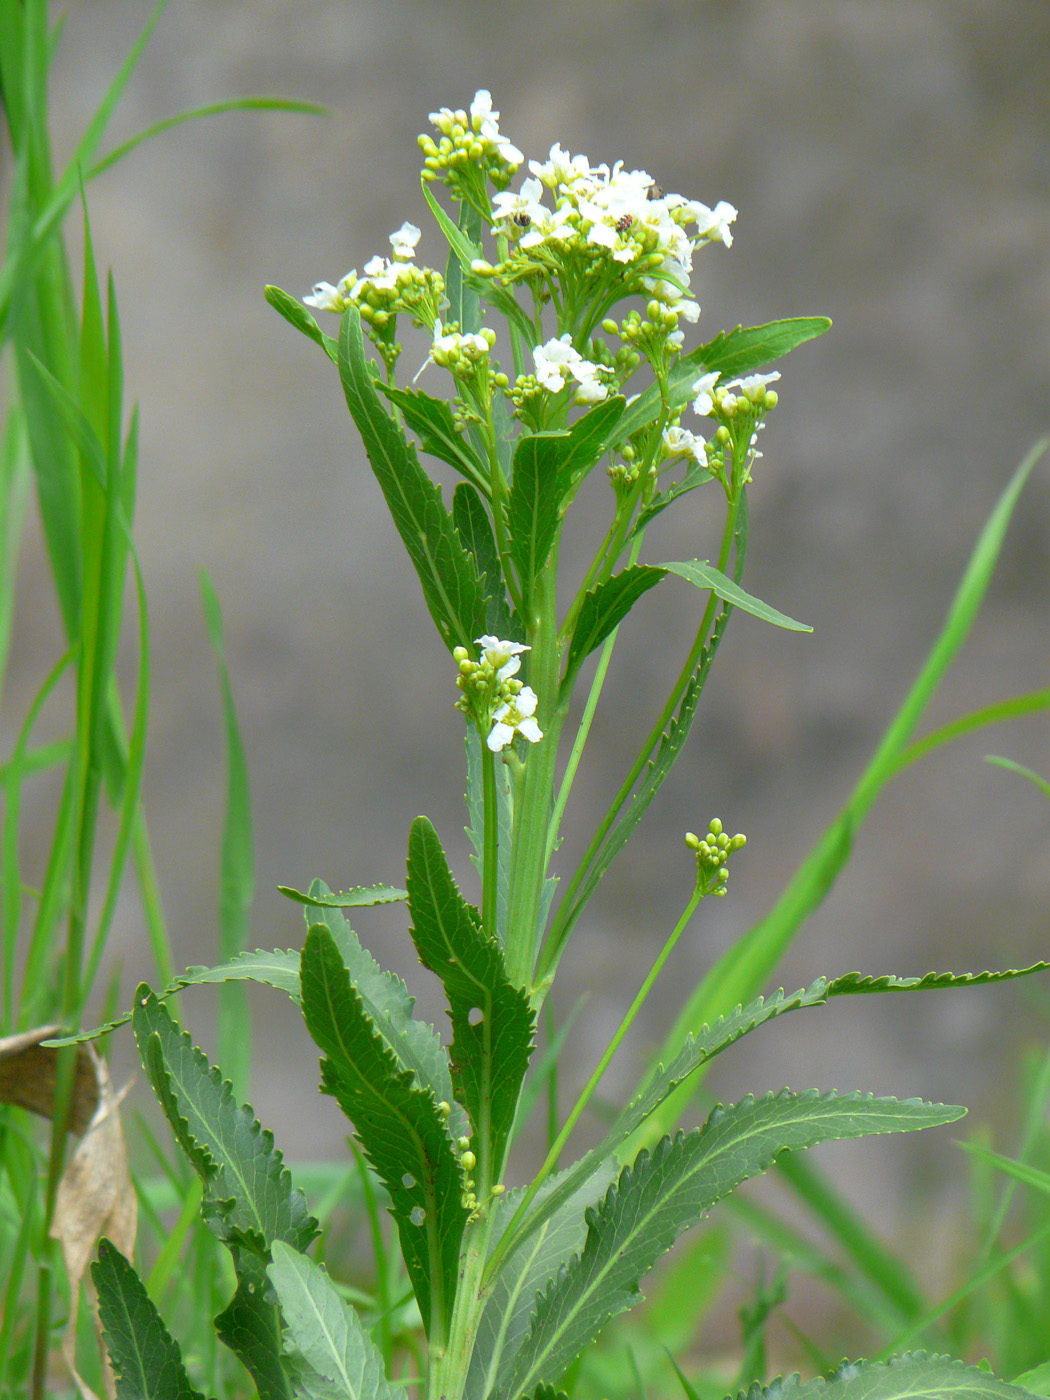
[537,495,743,984]
[485,879,706,1286]
[481,743,499,938]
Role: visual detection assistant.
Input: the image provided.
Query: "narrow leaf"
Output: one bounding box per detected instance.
[406,816,535,1172]
[278,883,408,909]
[92,1237,208,1400]
[268,1240,405,1400]
[133,988,318,1254]
[299,925,467,1336]
[563,566,666,684]
[663,560,811,631]
[508,433,565,608]
[338,305,486,652]
[826,963,1050,997]
[453,483,517,640]
[265,285,338,362]
[501,1092,963,1397]
[380,383,490,492]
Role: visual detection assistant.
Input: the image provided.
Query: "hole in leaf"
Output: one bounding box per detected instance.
[402,1173,416,1190]
[468,1007,484,1026]
[410,1206,426,1226]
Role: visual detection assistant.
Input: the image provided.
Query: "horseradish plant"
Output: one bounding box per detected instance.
[84,93,1047,1400]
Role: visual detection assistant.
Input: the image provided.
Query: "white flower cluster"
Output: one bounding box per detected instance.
[422,90,523,177]
[304,222,424,314]
[692,369,780,421]
[454,636,543,752]
[532,334,611,405]
[490,142,737,319]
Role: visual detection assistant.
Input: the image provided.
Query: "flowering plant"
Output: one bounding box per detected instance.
[78,92,1049,1400]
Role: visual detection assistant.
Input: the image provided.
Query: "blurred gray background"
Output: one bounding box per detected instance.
[6,0,1050,1345]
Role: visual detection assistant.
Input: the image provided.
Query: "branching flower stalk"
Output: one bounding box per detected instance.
[74,87,1049,1400]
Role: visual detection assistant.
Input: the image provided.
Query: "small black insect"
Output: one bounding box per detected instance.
[512,211,531,227]
[646,182,664,201]
[615,213,634,234]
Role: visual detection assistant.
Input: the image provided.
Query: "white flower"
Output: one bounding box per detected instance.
[415,320,491,381]
[533,335,582,393]
[733,370,780,400]
[487,686,543,751]
[571,363,609,404]
[695,199,737,246]
[662,424,708,466]
[390,222,421,260]
[691,371,720,418]
[491,178,550,235]
[476,636,529,680]
[528,142,592,190]
[303,280,347,313]
[470,90,496,126]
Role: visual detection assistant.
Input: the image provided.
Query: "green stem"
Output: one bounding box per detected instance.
[486,880,706,1287]
[539,496,741,983]
[481,742,499,938]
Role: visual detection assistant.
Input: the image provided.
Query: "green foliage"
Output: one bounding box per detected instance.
[337,305,487,653]
[299,924,468,1337]
[722,1352,1042,1400]
[93,1238,209,1400]
[661,559,812,632]
[406,816,535,1175]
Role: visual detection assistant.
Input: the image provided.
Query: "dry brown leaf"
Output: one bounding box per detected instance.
[48,1050,137,1397]
[0,1025,100,1134]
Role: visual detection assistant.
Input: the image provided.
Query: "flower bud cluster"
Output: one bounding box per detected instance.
[457,1135,479,1211]
[453,636,543,753]
[419,90,523,199]
[685,818,746,897]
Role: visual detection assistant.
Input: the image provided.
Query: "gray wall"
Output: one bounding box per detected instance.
[8,0,1050,1321]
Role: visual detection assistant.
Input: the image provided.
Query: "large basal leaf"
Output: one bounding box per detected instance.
[727,1352,1041,1400]
[453,482,518,641]
[662,560,811,632]
[608,317,830,449]
[562,565,666,686]
[406,816,535,1175]
[92,1238,209,1400]
[133,988,318,1256]
[498,1091,963,1397]
[215,1255,295,1400]
[466,1163,619,1400]
[338,305,487,652]
[268,1241,405,1400]
[498,984,831,1270]
[303,883,467,1141]
[299,925,467,1337]
[380,383,490,493]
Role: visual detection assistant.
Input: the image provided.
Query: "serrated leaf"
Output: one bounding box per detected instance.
[466,1162,619,1400]
[304,882,467,1140]
[215,1256,294,1400]
[300,925,467,1336]
[92,1238,209,1400]
[380,383,490,493]
[406,817,535,1173]
[554,396,627,491]
[499,985,831,1269]
[453,483,518,641]
[278,883,408,909]
[663,560,811,631]
[338,305,487,652]
[133,988,318,1256]
[49,949,304,1044]
[500,1092,963,1397]
[728,1351,1041,1400]
[268,1241,405,1400]
[826,962,1050,997]
[562,565,666,685]
[607,318,830,450]
[265,285,338,363]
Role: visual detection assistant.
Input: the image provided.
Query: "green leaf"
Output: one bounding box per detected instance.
[453,483,518,640]
[268,1241,405,1400]
[215,1257,294,1400]
[93,1238,209,1400]
[727,1352,1042,1399]
[264,285,338,363]
[278,883,408,909]
[133,987,318,1255]
[508,432,566,608]
[380,383,490,493]
[562,565,666,685]
[633,458,714,534]
[338,305,487,652]
[826,963,1050,997]
[465,726,516,942]
[662,560,811,632]
[406,816,535,1172]
[303,882,465,1137]
[554,395,627,491]
[499,1092,963,1397]
[467,1163,619,1400]
[503,984,831,1267]
[50,949,304,1043]
[607,318,831,450]
[299,925,467,1336]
